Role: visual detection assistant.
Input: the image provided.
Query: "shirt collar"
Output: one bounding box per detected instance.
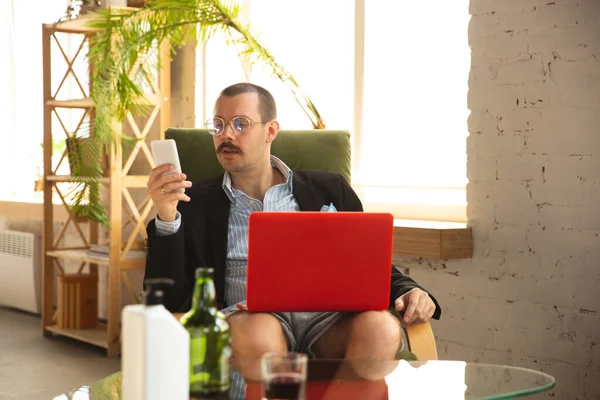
[222,155,294,202]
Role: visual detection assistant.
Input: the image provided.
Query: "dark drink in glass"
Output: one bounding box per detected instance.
[263,372,303,399]
[261,353,307,400]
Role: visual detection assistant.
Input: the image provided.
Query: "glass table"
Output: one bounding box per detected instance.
[53,359,555,400]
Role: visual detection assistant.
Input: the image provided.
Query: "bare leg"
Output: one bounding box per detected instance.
[314,311,401,379]
[227,311,288,381]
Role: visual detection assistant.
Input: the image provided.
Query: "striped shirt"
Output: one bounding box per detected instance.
[155,156,299,314]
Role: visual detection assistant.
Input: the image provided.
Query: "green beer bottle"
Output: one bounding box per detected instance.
[181,267,231,396]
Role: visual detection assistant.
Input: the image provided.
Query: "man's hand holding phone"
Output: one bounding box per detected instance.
[148,139,191,222]
[147,165,191,222]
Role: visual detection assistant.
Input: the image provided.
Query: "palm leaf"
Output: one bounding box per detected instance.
[64,0,324,226]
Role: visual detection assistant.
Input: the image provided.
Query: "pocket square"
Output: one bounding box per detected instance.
[320,202,337,212]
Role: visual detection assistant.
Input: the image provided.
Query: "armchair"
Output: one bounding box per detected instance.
[167,128,437,361]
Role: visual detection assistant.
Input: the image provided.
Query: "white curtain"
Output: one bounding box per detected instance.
[0,0,67,202]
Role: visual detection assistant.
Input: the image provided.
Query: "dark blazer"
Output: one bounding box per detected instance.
[145,170,441,319]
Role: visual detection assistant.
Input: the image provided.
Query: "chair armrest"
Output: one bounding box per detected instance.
[403,321,438,361]
[388,307,438,361]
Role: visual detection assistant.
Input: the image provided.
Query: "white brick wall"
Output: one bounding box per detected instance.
[408,0,600,398]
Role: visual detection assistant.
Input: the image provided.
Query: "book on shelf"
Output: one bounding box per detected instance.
[87,244,146,260]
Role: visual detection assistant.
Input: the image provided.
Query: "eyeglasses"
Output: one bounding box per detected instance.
[205,116,268,136]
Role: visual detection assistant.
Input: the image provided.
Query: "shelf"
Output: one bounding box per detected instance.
[46,324,108,349]
[47,175,150,188]
[45,15,102,34]
[45,95,162,110]
[47,175,110,184]
[47,249,146,267]
[47,249,110,265]
[46,95,162,109]
[46,98,94,108]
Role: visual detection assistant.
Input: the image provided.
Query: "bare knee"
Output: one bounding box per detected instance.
[227,312,287,358]
[347,311,401,358]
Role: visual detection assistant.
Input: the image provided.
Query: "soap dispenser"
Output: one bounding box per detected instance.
[122,278,190,400]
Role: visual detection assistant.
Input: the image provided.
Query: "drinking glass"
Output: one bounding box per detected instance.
[260,352,308,400]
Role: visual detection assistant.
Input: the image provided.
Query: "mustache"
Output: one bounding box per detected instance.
[217,142,242,154]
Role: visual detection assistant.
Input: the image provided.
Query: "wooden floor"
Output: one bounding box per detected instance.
[0,307,119,400]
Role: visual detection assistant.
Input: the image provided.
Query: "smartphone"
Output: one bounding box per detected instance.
[150,139,184,193]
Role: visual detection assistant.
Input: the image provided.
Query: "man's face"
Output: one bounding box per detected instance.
[212,92,276,173]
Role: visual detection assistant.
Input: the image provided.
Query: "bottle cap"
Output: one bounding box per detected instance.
[143,278,175,306]
[195,267,215,279]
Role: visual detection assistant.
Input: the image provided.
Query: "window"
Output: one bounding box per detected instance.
[0,0,71,203]
[199,0,470,222]
[197,0,354,131]
[357,0,469,222]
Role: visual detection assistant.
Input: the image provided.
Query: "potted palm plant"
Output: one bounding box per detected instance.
[66,0,324,226]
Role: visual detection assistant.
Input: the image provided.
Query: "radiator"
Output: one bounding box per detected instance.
[0,230,42,314]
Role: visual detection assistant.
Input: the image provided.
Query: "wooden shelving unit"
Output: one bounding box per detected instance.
[46,98,94,108]
[46,323,109,349]
[41,15,170,356]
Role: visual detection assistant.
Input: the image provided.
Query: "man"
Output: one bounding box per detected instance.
[145,83,441,361]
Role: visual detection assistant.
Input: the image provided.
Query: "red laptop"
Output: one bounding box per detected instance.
[246,212,394,312]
